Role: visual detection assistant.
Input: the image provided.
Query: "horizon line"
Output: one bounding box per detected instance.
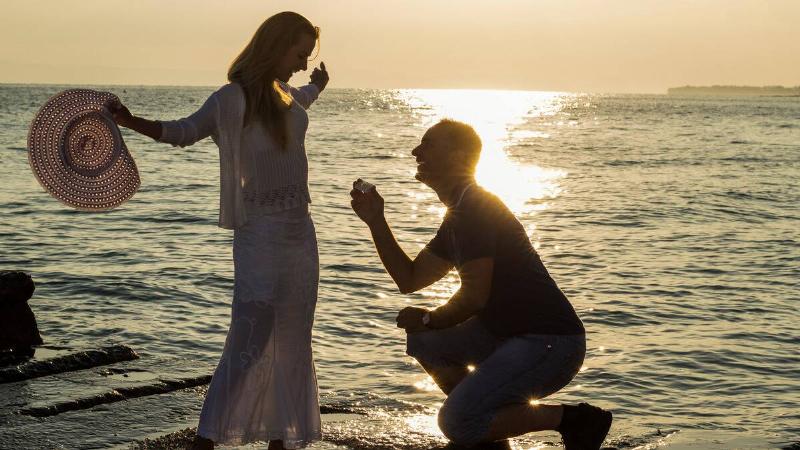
[0,81,669,95]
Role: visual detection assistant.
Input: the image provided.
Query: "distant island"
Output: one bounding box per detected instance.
[667,85,800,96]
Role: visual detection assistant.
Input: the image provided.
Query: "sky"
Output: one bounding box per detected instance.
[1,0,798,93]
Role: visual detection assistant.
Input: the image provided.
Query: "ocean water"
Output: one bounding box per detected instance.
[0,84,798,449]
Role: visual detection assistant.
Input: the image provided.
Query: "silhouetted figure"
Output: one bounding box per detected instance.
[0,270,43,365]
[351,120,612,449]
[109,11,329,450]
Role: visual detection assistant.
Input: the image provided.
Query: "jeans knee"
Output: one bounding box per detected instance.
[437,396,487,446]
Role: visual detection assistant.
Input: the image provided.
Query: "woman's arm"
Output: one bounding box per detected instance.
[109,102,162,141]
[289,84,320,110]
[288,62,329,109]
[109,90,220,148]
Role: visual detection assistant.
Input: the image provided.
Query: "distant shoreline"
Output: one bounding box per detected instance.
[668,85,800,96]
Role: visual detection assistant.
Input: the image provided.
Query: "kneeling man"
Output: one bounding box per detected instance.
[350,119,612,449]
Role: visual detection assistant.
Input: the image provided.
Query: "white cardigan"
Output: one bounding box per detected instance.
[158,82,320,229]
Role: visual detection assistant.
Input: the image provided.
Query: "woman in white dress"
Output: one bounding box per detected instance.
[109,11,329,450]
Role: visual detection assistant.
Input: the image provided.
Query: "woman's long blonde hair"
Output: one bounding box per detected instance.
[228,12,319,149]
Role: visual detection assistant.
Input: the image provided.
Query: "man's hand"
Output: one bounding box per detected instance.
[310,62,329,92]
[350,179,385,226]
[396,306,429,333]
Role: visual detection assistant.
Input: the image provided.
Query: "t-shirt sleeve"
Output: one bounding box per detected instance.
[454,208,497,263]
[424,226,450,261]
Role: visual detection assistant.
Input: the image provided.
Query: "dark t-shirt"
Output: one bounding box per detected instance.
[426,185,585,337]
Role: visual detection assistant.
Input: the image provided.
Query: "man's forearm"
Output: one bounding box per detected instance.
[368,217,414,293]
[429,289,482,329]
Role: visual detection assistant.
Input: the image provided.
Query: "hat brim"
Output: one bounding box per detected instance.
[28,89,140,211]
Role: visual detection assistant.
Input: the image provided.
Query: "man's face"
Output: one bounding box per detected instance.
[411,125,463,185]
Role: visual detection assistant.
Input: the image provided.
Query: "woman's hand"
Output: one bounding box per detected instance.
[107,100,133,128]
[350,179,384,227]
[106,99,162,140]
[310,62,329,92]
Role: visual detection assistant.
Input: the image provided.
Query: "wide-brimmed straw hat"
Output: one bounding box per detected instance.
[28,89,140,211]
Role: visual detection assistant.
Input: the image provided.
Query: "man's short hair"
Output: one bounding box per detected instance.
[432,119,482,171]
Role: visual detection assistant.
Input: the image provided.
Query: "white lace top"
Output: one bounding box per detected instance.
[158,82,320,229]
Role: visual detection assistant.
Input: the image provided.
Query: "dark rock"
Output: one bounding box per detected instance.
[20,391,127,418]
[0,346,35,366]
[0,270,35,304]
[0,270,43,356]
[96,367,148,376]
[319,404,365,415]
[15,375,365,420]
[19,374,212,417]
[0,344,139,383]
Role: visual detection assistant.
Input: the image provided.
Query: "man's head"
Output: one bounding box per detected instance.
[412,119,482,187]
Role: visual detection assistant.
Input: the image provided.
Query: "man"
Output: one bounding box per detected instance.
[350,119,612,449]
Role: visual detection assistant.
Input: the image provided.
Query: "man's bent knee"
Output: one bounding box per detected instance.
[437,396,489,446]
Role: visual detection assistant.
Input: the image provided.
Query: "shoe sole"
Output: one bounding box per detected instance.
[593,410,613,449]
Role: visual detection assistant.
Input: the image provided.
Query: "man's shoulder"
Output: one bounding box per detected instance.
[451,186,528,241]
[459,186,511,217]
[458,184,496,204]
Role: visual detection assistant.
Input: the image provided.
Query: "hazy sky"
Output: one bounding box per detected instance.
[2,0,798,93]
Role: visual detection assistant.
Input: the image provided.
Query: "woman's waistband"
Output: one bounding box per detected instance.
[244,202,311,223]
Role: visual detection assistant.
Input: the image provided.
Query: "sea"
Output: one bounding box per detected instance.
[0,84,798,449]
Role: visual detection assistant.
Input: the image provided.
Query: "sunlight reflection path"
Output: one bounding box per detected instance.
[396,89,571,214]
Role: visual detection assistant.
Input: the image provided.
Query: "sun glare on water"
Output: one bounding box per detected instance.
[397,89,570,214]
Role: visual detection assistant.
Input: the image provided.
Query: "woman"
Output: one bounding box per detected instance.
[110,12,329,450]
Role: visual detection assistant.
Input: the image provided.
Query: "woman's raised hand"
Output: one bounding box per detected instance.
[310,62,329,92]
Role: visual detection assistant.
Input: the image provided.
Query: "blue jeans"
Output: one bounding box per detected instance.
[406,317,586,446]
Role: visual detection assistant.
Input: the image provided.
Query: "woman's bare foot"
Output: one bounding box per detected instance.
[190,434,214,450]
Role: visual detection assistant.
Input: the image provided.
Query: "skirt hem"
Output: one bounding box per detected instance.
[197,428,322,449]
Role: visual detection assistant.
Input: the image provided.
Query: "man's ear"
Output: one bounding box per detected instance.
[447,149,473,172]
[444,143,462,165]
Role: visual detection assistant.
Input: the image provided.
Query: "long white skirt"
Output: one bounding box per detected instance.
[198,205,321,448]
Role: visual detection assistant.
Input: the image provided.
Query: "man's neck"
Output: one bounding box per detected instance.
[434,177,475,208]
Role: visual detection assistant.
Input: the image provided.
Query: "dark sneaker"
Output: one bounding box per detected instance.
[559,403,613,450]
